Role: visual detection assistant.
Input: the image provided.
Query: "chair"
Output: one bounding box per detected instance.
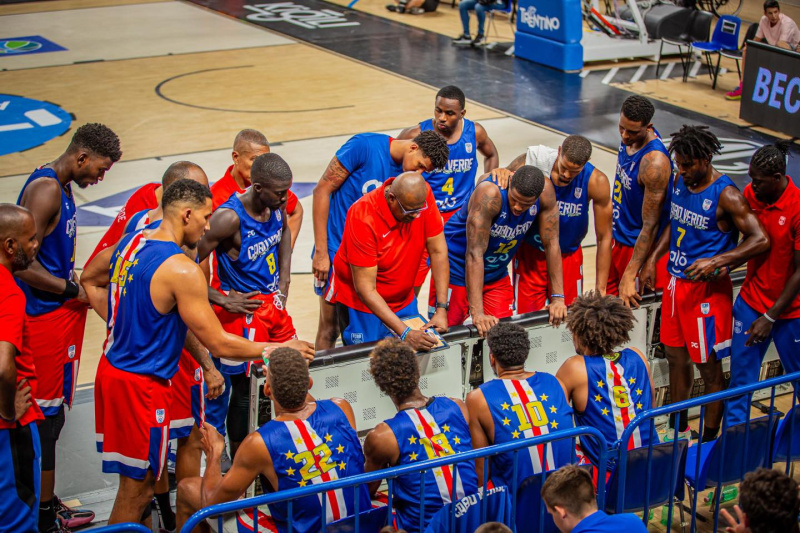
[772,404,800,470]
[515,471,585,533]
[423,485,513,533]
[326,506,389,532]
[719,22,758,82]
[691,15,742,89]
[685,416,773,507]
[484,0,516,50]
[657,9,714,82]
[606,441,689,532]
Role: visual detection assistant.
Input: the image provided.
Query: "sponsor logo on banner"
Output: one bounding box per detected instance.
[465,142,473,154]
[701,303,710,315]
[518,6,560,32]
[244,3,359,29]
[156,409,165,424]
[702,199,713,211]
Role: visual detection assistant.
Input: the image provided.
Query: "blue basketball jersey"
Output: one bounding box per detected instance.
[420,119,478,213]
[325,133,403,257]
[16,167,77,316]
[478,373,574,487]
[525,163,594,254]
[446,184,539,286]
[216,194,283,294]
[123,209,151,234]
[668,175,739,279]
[574,348,652,469]
[612,133,673,247]
[256,400,371,533]
[383,397,478,533]
[103,232,188,379]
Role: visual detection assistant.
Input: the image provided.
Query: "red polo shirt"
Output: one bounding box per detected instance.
[211,165,297,214]
[740,177,800,318]
[333,178,443,313]
[85,182,160,266]
[0,266,43,428]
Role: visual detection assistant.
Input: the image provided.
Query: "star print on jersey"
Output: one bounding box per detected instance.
[338,461,346,470]
[502,417,511,426]
[594,394,603,402]
[325,434,332,442]
[409,435,417,445]
[601,408,610,416]
[512,430,521,439]
[550,421,558,429]
[442,424,450,433]
[501,402,510,411]
[409,451,418,461]
[628,377,636,385]
[286,467,296,476]
[597,380,605,388]
[336,444,344,454]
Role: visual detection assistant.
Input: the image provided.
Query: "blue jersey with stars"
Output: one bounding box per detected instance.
[420,118,479,213]
[445,183,540,286]
[16,167,78,316]
[383,397,478,533]
[575,349,652,469]
[667,175,738,279]
[256,400,370,533]
[478,373,574,487]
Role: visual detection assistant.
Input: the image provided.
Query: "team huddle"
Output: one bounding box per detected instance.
[0,84,797,532]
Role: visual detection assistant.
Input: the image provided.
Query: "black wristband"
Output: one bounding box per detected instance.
[63,279,79,299]
[436,302,449,310]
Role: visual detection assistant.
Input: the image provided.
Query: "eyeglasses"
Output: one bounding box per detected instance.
[391,193,428,216]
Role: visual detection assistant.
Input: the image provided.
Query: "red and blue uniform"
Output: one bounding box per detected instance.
[16,167,87,417]
[661,175,738,364]
[316,133,403,297]
[255,400,371,533]
[95,231,187,479]
[123,209,151,234]
[574,349,652,470]
[478,373,574,488]
[608,134,673,295]
[383,397,477,533]
[572,511,648,532]
[729,178,800,424]
[514,161,594,312]
[433,183,538,325]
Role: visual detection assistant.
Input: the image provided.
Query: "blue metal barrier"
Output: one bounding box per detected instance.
[87,524,151,532]
[182,427,608,533]
[615,370,800,533]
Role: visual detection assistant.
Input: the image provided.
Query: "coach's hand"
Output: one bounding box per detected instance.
[222,290,263,314]
[424,308,449,334]
[487,168,514,189]
[204,368,225,400]
[15,378,32,420]
[472,312,498,338]
[547,298,567,327]
[684,257,717,281]
[285,340,316,361]
[619,273,641,309]
[405,330,437,352]
[745,316,773,347]
[312,253,331,284]
[200,423,225,459]
[720,505,747,533]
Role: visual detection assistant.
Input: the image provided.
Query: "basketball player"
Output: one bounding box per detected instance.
[433,166,566,336]
[466,322,575,488]
[609,96,674,308]
[506,136,613,311]
[15,123,121,532]
[197,153,298,459]
[728,141,800,425]
[364,339,477,533]
[312,130,449,349]
[0,205,41,533]
[556,291,653,470]
[396,85,499,288]
[541,465,648,532]
[93,180,313,524]
[176,348,370,533]
[640,126,768,442]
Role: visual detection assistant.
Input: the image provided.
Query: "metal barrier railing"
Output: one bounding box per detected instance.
[87,523,151,532]
[181,427,609,533]
[615,370,800,533]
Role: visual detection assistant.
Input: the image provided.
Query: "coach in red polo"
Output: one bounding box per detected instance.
[332,172,449,351]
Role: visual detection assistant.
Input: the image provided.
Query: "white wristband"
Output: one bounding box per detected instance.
[763,312,776,323]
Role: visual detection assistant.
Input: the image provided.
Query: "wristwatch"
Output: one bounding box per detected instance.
[435,302,449,311]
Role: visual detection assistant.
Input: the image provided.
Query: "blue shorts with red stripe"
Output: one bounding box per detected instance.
[339,298,419,346]
[0,423,40,533]
[203,357,231,437]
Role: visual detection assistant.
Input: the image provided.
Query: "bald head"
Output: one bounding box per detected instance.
[161,161,208,189]
[391,172,428,206]
[0,204,37,272]
[233,129,269,154]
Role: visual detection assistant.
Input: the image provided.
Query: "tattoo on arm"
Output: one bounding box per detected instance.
[627,154,669,275]
[321,157,350,191]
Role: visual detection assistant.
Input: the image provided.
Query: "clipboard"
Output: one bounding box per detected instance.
[398,315,448,351]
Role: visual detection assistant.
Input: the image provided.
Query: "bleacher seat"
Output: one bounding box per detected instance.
[772,404,800,467]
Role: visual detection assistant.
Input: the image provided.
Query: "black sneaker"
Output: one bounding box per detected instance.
[386,4,406,12]
[471,34,486,46]
[452,34,472,44]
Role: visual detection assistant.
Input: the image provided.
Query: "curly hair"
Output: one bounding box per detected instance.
[668,125,722,162]
[750,139,791,177]
[69,123,122,162]
[369,339,419,402]
[486,322,530,368]
[561,135,592,167]
[510,165,545,198]
[740,468,800,533]
[162,179,212,210]
[436,85,466,109]
[413,130,450,170]
[268,348,309,410]
[621,95,655,126]
[566,291,635,355]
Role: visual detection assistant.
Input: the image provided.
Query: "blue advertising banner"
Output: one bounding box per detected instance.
[0,35,66,56]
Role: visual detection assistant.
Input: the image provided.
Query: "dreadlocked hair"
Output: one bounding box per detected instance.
[566,291,636,355]
[750,139,791,177]
[668,125,722,161]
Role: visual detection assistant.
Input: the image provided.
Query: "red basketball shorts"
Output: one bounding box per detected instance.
[607,242,669,296]
[513,243,584,314]
[168,349,204,440]
[429,276,514,326]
